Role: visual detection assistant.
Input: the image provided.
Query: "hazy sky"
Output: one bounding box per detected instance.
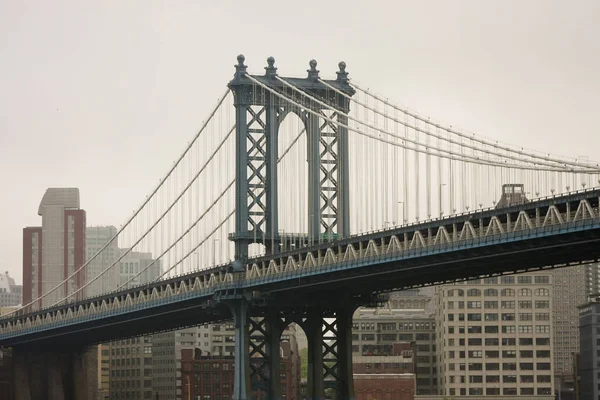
[1,1,598,284]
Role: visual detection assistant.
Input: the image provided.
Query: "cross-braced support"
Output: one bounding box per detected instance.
[228,55,355,262]
[248,312,285,399]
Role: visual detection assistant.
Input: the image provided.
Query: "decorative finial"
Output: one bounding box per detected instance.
[234,54,247,79]
[265,56,277,78]
[307,59,319,81]
[336,61,349,83]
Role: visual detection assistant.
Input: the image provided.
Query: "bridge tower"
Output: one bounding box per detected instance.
[225,56,357,400]
[228,55,355,263]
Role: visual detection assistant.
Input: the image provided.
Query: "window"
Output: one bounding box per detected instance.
[518,325,533,333]
[484,313,498,321]
[486,388,500,395]
[502,326,516,334]
[520,363,534,370]
[468,313,481,321]
[468,326,482,334]
[468,338,482,346]
[502,363,517,372]
[518,301,532,309]
[484,301,498,309]
[485,326,499,334]
[519,313,533,321]
[535,300,550,309]
[503,374,517,382]
[519,338,533,346]
[485,351,499,358]
[536,312,550,321]
[486,364,500,372]
[502,338,516,346]
[536,325,551,334]
[535,288,550,296]
[537,363,551,370]
[484,288,498,296]
[534,276,550,284]
[468,351,482,358]
[517,276,532,284]
[502,313,515,321]
[467,289,481,296]
[502,301,515,309]
[536,338,551,345]
[467,301,481,309]
[518,288,532,296]
[501,276,515,284]
[537,375,552,382]
[536,350,551,358]
[520,350,534,358]
[502,350,516,358]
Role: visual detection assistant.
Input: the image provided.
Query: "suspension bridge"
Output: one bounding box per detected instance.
[2,55,600,400]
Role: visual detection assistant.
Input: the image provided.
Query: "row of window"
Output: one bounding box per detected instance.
[448,374,551,383]
[448,287,550,297]
[450,301,552,311]
[446,350,550,359]
[353,322,431,331]
[445,362,550,371]
[457,275,551,285]
[447,387,551,396]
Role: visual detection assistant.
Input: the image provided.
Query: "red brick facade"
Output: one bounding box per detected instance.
[354,373,415,400]
[181,344,301,399]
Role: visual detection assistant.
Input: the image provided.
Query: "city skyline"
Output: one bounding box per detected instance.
[1,1,600,283]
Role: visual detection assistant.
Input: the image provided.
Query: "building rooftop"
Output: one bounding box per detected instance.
[38,188,80,215]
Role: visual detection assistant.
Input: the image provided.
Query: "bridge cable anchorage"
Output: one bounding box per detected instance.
[350,80,600,171]
[7,90,233,316]
[258,75,594,173]
[315,78,600,173]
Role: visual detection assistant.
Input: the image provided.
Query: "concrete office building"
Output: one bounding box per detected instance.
[552,263,600,392]
[352,289,437,395]
[86,226,120,297]
[435,273,554,398]
[107,251,161,400]
[0,272,21,307]
[578,293,600,400]
[152,324,236,399]
[23,188,86,308]
[153,323,301,399]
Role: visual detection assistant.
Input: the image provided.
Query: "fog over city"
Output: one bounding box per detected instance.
[1,0,599,284]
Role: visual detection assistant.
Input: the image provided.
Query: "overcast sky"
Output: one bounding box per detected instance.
[1,1,598,284]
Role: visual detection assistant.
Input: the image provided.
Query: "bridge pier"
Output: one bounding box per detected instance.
[12,345,97,400]
[229,300,251,400]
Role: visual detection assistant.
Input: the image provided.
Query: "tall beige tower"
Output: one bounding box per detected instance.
[435,272,554,398]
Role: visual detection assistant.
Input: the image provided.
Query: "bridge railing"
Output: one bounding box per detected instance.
[1,189,599,340]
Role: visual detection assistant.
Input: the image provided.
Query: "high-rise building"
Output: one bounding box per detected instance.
[98,344,110,400]
[435,273,554,398]
[578,293,600,400]
[107,250,161,400]
[23,188,86,308]
[0,272,21,307]
[552,263,600,391]
[86,226,119,297]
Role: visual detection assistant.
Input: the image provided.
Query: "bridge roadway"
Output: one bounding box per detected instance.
[2,189,600,347]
